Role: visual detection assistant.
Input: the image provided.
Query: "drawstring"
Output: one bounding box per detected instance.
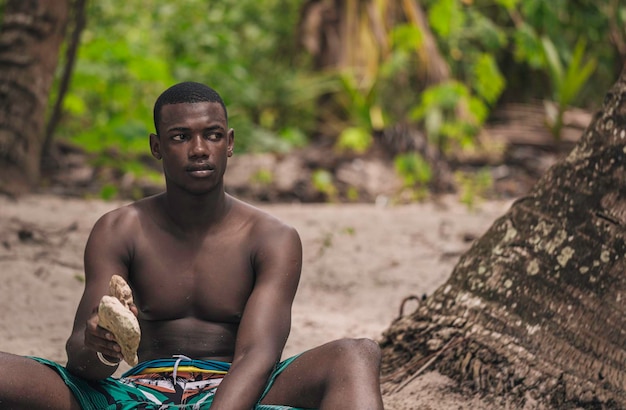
[193,392,212,409]
[172,354,191,383]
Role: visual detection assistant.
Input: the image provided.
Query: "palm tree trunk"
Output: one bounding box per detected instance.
[0,0,69,194]
[381,65,626,408]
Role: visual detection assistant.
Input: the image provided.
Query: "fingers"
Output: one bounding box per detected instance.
[97,328,123,359]
[129,303,139,317]
[84,313,123,360]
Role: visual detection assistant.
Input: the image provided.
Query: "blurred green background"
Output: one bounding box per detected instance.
[36,0,625,200]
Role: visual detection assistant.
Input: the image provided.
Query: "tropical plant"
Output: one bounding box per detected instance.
[542,38,597,141]
[311,169,337,201]
[33,0,624,202]
[394,152,432,187]
[58,0,319,159]
[455,167,493,210]
[410,81,489,154]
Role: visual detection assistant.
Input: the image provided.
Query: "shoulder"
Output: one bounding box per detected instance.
[228,196,302,264]
[85,195,165,266]
[228,196,302,280]
[89,194,161,237]
[229,195,300,242]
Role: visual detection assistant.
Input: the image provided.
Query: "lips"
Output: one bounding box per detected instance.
[186,163,215,177]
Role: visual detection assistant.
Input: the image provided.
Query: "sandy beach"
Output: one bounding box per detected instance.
[0,193,513,408]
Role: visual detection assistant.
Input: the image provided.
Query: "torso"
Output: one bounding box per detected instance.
[119,194,265,362]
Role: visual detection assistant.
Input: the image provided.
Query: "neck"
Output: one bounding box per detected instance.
[161,185,231,232]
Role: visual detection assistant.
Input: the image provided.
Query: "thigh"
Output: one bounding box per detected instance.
[259,347,331,409]
[0,352,81,410]
[260,338,382,409]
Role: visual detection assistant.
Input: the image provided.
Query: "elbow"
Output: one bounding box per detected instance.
[65,332,82,365]
[64,345,85,377]
[64,333,91,379]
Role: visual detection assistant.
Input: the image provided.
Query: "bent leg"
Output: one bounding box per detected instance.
[0,352,80,410]
[261,338,384,410]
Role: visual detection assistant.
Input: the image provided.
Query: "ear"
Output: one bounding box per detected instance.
[227,128,235,157]
[150,133,162,160]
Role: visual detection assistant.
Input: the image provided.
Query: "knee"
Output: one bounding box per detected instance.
[330,338,381,369]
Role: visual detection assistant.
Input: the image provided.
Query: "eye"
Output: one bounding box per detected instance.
[206,132,222,141]
[171,134,187,142]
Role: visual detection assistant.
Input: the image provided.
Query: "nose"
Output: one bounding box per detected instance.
[189,135,209,158]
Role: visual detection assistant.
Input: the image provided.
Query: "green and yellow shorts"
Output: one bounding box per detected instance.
[31,355,307,410]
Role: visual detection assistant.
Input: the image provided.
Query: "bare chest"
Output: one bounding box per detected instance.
[128,227,255,323]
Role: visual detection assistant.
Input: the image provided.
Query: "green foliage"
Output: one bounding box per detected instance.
[311,169,337,200]
[60,0,176,158]
[408,0,619,157]
[410,81,484,152]
[512,24,545,69]
[377,0,507,157]
[346,187,359,202]
[336,127,372,154]
[99,184,118,201]
[390,24,424,52]
[542,38,597,140]
[494,0,521,12]
[505,0,616,103]
[331,68,393,154]
[41,0,624,203]
[154,0,318,152]
[455,168,493,210]
[472,54,506,105]
[278,127,308,150]
[394,153,432,188]
[337,71,378,130]
[251,169,274,186]
[428,0,466,39]
[335,70,385,131]
[421,0,619,106]
[393,153,432,202]
[56,0,318,160]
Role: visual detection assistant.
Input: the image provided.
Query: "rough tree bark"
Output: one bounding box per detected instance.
[381,65,626,409]
[0,0,69,195]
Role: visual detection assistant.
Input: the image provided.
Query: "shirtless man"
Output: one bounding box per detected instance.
[0,82,384,409]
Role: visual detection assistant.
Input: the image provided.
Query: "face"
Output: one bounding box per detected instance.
[149,102,234,195]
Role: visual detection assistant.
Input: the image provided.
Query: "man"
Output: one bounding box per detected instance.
[0,82,384,409]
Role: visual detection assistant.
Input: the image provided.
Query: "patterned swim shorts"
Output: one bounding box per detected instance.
[31,355,306,409]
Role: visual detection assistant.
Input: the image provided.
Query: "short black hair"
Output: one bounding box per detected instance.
[153,82,228,134]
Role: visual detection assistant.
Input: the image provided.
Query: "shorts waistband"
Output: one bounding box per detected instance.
[132,365,229,375]
[122,357,232,377]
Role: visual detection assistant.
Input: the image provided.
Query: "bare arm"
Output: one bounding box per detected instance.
[65,208,135,380]
[210,221,302,410]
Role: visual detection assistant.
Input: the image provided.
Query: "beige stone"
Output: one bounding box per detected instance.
[98,276,140,366]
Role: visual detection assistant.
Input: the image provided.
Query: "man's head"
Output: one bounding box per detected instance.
[149,82,234,196]
[153,82,228,135]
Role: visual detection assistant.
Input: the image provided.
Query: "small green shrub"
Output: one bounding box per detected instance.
[312,169,337,200]
[394,153,432,187]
